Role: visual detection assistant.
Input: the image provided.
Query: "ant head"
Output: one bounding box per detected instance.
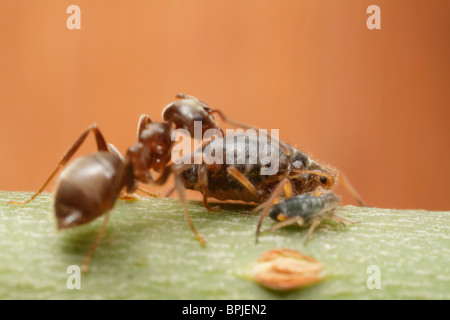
[162,94,222,138]
[139,122,174,172]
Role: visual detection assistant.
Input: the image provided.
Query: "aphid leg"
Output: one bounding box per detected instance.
[81,211,111,273]
[304,217,322,245]
[198,164,221,211]
[303,195,341,243]
[9,123,108,205]
[327,211,354,226]
[255,178,292,243]
[261,216,305,234]
[226,167,260,199]
[303,199,340,244]
[136,114,152,139]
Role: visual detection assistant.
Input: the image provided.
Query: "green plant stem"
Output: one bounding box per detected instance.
[0,191,448,299]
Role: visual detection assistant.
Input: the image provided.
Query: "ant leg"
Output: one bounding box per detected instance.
[174,173,206,245]
[9,123,108,205]
[255,178,292,243]
[198,164,220,211]
[165,185,176,197]
[81,211,111,273]
[153,163,192,186]
[249,181,292,215]
[151,164,206,245]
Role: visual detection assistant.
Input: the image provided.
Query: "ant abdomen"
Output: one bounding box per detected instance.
[54,152,122,230]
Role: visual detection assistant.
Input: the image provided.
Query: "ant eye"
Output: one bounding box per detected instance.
[320,176,328,184]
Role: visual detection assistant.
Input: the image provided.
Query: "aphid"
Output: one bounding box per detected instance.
[261,191,350,243]
[176,130,364,242]
[9,94,241,271]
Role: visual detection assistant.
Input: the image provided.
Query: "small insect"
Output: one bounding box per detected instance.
[176,130,364,242]
[8,94,242,271]
[260,191,351,243]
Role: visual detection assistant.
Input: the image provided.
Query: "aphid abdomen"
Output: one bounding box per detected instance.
[54,152,122,229]
[180,132,292,202]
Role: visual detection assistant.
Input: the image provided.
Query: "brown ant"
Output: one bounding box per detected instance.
[8,93,246,271]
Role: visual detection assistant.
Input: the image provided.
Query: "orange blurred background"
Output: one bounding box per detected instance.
[0,1,449,210]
